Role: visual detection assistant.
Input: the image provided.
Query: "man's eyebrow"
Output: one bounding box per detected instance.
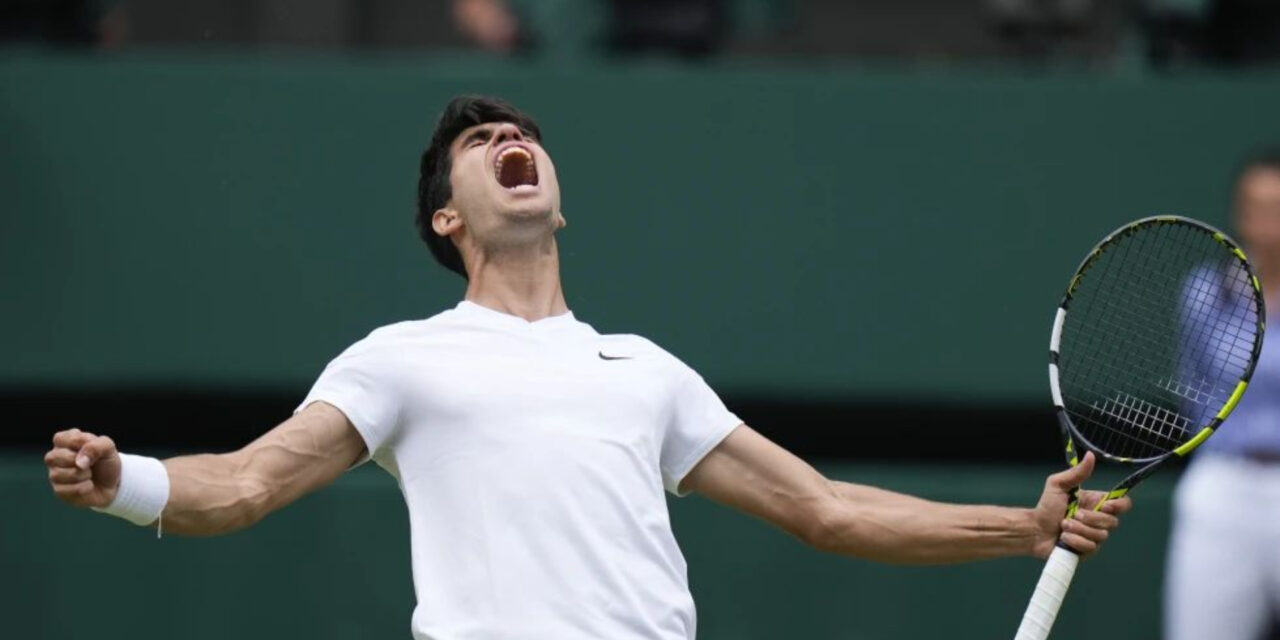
[457,123,537,147]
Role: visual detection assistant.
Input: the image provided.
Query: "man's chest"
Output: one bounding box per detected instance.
[394,341,674,457]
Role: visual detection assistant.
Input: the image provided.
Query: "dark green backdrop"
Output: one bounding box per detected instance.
[5,53,1279,401]
[1,51,1260,638]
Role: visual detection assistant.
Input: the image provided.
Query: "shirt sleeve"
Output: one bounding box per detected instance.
[295,334,403,465]
[659,362,742,496]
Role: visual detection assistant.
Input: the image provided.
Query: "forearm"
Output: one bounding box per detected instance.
[159,408,359,535]
[159,451,276,536]
[48,404,363,536]
[814,481,1040,564]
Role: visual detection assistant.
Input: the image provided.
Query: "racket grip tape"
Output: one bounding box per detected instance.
[1013,546,1080,640]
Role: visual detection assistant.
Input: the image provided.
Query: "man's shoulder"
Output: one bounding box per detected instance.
[366,315,444,338]
[344,308,465,351]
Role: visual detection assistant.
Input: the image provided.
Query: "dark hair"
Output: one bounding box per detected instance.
[416,95,544,278]
[1236,146,1280,185]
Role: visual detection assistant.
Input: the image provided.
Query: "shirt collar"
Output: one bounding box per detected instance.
[454,300,579,332]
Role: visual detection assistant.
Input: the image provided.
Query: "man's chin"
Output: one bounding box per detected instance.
[498,203,557,223]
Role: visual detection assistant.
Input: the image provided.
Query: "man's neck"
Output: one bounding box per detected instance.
[462,240,568,322]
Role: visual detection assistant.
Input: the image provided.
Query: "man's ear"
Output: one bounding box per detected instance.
[432,207,462,237]
[555,210,567,230]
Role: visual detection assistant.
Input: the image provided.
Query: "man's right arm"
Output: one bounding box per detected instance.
[45,401,366,536]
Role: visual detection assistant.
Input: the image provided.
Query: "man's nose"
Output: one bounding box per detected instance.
[492,123,525,144]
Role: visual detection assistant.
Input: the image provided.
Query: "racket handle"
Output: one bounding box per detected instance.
[1013,545,1080,640]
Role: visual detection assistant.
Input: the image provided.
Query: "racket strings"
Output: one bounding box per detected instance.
[1085,390,1192,453]
[1058,221,1261,460]
[1066,225,1197,456]
[1075,259,1253,381]
[1077,228,1252,455]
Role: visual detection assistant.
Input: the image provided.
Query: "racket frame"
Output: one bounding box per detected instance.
[1014,215,1266,640]
[1047,215,1265,516]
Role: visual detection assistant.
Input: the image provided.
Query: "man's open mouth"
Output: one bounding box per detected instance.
[495,146,539,189]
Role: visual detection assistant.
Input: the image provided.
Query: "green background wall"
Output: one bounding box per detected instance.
[1,51,1258,638]
[0,457,1177,639]
[5,53,1280,401]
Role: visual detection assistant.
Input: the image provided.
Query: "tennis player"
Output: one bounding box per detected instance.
[45,95,1130,640]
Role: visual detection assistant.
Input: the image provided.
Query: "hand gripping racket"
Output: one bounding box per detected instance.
[1013,216,1266,640]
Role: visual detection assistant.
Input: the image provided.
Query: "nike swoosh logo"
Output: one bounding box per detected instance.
[598,351,633,361]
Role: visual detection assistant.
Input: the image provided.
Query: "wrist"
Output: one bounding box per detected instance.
[1025,508,1053,558]
[92,453,170,527]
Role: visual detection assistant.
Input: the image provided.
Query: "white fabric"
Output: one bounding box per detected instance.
[297,301,742,640]
[92,453,170,528]
[1164,456,1280,640]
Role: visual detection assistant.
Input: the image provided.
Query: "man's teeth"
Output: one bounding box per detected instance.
[495,147,532,174]
[495,146,537,188]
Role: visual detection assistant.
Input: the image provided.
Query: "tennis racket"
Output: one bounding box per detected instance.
[1012,215,1266,640]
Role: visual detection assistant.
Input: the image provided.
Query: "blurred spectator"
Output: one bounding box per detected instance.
[1164,149,1280,640]
[987,0,1104,60]
[453,0,522,53]
[450,0,727,58]
[606,0,727,57]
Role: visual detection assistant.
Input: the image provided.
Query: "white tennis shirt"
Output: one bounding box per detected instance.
[297,301,742,640]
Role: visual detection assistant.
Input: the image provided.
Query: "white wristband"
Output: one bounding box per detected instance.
[92,453,170,528]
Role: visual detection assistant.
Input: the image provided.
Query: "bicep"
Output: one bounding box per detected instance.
[233,401,368,511]
[680,424,836,542]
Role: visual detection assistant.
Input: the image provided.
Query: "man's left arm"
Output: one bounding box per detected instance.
[680,425,1131,564]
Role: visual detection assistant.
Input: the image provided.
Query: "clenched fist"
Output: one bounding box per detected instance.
[45,428,121,508]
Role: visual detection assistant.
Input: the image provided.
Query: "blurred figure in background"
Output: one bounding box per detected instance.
[1165,150,1280,640]
[987,0,1106,61]
[453,0,523,53]
[606,0,727,57]
[452,0,727,57]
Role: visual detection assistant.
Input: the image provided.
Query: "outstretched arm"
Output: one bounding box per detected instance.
[680,425,1131,564]
[45,401,366,536]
